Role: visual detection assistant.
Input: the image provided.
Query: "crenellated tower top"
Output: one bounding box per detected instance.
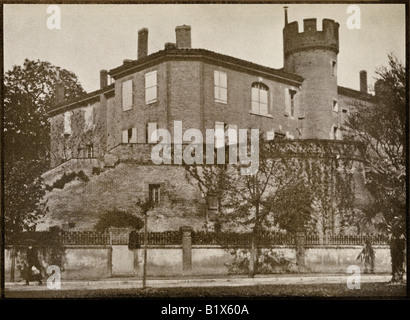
[283,18,339,57]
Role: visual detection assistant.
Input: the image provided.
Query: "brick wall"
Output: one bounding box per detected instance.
[49,55,372,168]
[113,63,168,145]
[40,161,207,232]
[202,62,301,138]
[109,59,304,146]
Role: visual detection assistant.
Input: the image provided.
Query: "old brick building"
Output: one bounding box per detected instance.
[42,12,372,231]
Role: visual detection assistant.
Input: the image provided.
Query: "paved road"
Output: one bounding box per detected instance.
[5,274,395,291]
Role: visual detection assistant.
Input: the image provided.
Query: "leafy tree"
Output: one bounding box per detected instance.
[4,59,85,243]
[4,59,85,165]
[4,160,48,236]
[223,139,307,277]
[344,54,406,283]
[184,145,231,232]
[94,209,144,232]
[269,182,314,235]
[184,137,357,277]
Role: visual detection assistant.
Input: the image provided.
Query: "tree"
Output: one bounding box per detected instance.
[4,160,48,236]
[270,182,314,235]
[4,59,85,165]
[184,137,357,277]
[4,59,85,244]
[184,146,231,232]
[344,54,406,283]
[4,159,48,282]
[223,139,308,277]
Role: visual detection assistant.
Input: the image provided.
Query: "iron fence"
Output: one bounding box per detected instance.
[191,231,295,246]
[5,231,388,246]
[305,234,389,245]
[62,231,111,245]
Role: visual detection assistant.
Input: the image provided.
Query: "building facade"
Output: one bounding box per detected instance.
[43,12,372,232]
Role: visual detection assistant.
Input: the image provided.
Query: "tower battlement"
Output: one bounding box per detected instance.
[283,18,339,56]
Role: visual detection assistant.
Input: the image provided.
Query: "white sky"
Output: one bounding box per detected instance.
[4,4,406,93]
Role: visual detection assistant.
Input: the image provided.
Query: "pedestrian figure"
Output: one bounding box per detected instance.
[24,246,43,285]
[357,237,375,274]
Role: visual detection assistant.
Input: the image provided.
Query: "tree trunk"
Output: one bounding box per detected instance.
[248,234,256,278]
[249,206,260,278]
[390,237,405,283]
[10,245,16,282]
[142,210,148,289]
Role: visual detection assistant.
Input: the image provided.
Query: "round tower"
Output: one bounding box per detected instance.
[283,15,340,139]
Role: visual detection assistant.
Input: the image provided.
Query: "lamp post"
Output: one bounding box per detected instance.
[206,193,218,222]
[142,206,148,289]
[140,199,153,290]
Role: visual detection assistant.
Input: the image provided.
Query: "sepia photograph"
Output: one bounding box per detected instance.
[1,1,407,305]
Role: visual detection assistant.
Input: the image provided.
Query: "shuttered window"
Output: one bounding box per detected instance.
[147,122,158,143]
[122,79,133,111]
[122,127,137,143]
[251,83,269,115]
[64,111,72,135]
[145,71,157,104]
[214,71,227,103]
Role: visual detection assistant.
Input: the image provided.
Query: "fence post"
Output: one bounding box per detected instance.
[180,226,193,276]
[296,232,306,273]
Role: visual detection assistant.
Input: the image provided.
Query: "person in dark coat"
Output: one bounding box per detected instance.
[24,246,43,285]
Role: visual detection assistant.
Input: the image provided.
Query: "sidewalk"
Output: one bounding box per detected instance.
[5,274,395,291]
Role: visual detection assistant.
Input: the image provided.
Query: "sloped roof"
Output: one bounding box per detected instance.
[338,85,373,100]
[48,83,115,116]
[109,48,304,84]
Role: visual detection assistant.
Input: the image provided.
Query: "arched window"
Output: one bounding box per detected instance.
[251,82,269,115]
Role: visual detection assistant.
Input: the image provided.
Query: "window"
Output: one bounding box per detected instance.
[145,71,157,104]
[333,100,338,112]
[149,184,161,204]
[285,88,297,117]
[225,124,237,145]
[207,193,218,210]
[86,144,94,158]
[289,89,297,117]
[333,126,341,140]
[84,104,94,131]
[214,71,227,103]
[122,128,137,143]
[122,79,133,111]
[251,83,269,115]
[147,122,158,143]
[266,131,275,141]
[64,111,72,135]
[331,60,337,77]
[297,119,304,138]
[215,121,225,148]
[341,108,349,122]
[206,193,218,221]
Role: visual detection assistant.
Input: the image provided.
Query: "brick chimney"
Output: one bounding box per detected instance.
[100,69,108,89]
[138,28,148,59]
[165,42,176,50]
[360,70,367,94]
[175,25,191,49]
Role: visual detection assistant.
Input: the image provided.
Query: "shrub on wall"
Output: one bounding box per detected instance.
[225,248,298,275]
[45,170,89,191]
[94,209,144,232]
